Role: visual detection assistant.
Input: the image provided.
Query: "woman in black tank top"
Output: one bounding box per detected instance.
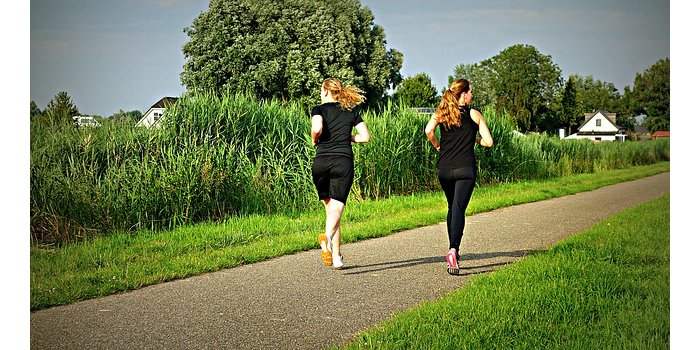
[310,78,370,269]
[424,79,494,275]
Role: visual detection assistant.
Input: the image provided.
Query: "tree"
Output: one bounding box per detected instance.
[181,0,403,107]
[570,75,620,115]
[44,91,80,124]
[614,86,639,131]
[560,76,578,135]
[644,116,670,133]
[30,100,42,118]
[449,62,496,109]
[393,73,439,107]
[633,58,670,131]
[490,45,563,131]
[450,44,562,131]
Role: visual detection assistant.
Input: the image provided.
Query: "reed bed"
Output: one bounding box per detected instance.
[30,93,669,244]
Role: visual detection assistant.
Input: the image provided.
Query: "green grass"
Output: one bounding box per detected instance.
[30,162,669,310]
[341,195,670,350]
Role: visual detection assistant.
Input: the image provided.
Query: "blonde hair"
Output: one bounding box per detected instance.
[322,78,366,111]
[435,79,470,129]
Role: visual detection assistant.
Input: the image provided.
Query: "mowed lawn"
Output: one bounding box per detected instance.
[31,162,668,310]
[342,194,670,350]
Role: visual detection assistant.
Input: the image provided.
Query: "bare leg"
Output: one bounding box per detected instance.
[324,198,345,258]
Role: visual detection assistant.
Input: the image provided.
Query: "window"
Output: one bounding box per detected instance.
[596,119,601,127]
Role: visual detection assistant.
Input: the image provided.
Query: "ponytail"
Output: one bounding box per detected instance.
[322,78,366,111]
[435,79,470,129]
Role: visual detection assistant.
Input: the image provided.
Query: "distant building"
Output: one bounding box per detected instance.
[630,114,651,141]
[651,130,670,140]
[564,110,626,142]
[72,115,100,127]
[410,107,436,116]
[136,97,179,128]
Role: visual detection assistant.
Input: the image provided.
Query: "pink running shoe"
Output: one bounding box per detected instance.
[446,249,459,275]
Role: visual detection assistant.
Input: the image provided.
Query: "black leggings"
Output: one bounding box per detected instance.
[438,166,477,254]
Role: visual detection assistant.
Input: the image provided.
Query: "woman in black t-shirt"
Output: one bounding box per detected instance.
[311,78,370,269]
[424,79,494,275]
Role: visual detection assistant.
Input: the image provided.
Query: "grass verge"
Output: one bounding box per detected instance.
[31,162,669,310]
[341,194,670,350]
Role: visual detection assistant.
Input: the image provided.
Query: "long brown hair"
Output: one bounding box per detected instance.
[435,79,470,128]
[322,78,366,111]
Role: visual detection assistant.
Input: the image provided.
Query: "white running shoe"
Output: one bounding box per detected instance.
[332,255,344,269]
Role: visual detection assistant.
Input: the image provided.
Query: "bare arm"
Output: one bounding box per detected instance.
[352,122,370,143]
[424,113,440,151]
[311,115,323,145]
[470,109,493,147]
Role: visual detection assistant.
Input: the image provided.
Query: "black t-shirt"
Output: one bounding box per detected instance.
[438,106,478,169]
[310,102,364,158]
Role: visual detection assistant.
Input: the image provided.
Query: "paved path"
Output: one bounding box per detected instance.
[31,173,670,349]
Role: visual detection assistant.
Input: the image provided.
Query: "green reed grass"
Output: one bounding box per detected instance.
[30,93,669,244]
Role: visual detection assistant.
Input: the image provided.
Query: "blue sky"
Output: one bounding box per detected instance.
[31,0,669,116]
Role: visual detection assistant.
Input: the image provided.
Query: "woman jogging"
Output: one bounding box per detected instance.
[424,79,493,275]
[311,78,370,269]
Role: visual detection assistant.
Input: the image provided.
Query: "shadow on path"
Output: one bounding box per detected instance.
[341,249,544,276]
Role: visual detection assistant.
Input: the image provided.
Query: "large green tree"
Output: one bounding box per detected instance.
[450,44,562,131]
[633,58,670,132]
[449,62,496,109]
[181,0,403,107]
[570,75,620,114]
[490,45,562,131]
[393,73,439,107]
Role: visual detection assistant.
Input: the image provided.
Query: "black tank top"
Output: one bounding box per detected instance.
[438,106,478,169]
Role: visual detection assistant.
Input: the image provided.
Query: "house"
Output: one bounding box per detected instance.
[564,110,626,142]
[651,130,670,140]
[72,115,100,127]
[135,97,179,128]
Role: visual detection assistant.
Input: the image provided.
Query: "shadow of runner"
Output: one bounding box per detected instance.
[341,249,544,276]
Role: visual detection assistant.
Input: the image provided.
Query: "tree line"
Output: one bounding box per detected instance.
[179,0,669,134]
[395,48,669,134]
[31,91,141,126]
[33,0,669,134]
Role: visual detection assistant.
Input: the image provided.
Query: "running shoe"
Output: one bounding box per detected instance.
[446,249,459,275]
[332,254,344,269]
[318,234,332,266]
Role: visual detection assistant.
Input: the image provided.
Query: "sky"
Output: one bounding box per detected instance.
[30,0,670,117]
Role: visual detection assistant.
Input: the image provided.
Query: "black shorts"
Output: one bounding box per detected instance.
[312,155,354,204]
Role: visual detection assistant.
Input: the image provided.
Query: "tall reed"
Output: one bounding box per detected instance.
[30,93,669,244]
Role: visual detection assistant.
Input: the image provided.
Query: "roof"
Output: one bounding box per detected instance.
[149,97,179,109]
[577,110,620,130]
[651,130,670,137]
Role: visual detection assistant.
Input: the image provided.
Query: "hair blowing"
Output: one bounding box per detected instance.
[322,78,366,111]
[435,79,470,128]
